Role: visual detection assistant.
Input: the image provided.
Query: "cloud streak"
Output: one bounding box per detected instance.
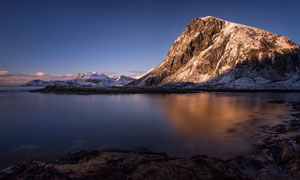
[127,70,147,79]
[128,70,146,74]
[0,71,9,76]
[0,71,75,85]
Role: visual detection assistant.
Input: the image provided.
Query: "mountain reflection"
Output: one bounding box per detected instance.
[154,93,287,157]
[0,91,293,167]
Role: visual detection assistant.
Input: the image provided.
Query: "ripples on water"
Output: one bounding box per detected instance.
[0,86,299,169]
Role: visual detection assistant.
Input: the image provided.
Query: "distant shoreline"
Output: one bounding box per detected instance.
[31,86,300,95]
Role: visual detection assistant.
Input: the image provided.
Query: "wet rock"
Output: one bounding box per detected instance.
[255,138,265,146]
[295,147,300,163]
[0,160,68,180]
[0,150,254,180]
[289,120,300,131]
[267,100,285,104]
[272,124,287,134]
[281,142,295,163]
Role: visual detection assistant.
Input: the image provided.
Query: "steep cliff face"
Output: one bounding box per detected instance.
[132,16,300,88]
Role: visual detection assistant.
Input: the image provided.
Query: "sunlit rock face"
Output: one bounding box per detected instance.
[132,16,300,88]
[76,73,83,78]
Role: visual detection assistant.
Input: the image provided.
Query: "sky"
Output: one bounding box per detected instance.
[0,0,300,84]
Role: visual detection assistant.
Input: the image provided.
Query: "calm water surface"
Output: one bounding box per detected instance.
[0,87,299,169]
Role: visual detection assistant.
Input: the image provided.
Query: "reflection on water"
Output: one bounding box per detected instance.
[0,90,299,169]
[155,93,288,157]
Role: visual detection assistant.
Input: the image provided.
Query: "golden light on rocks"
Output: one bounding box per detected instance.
[76,73,83,78]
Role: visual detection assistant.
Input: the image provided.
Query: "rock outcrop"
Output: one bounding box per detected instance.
[0,150,252,180]
[76,73,83,78]
[132,16,300,89]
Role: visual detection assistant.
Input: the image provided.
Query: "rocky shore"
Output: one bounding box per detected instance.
[31,85,203,94]
[2,101,300,179]
[32,85,300,95]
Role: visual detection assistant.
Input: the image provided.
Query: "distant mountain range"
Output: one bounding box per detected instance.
[26,72,135,87]
[131,16,300,89]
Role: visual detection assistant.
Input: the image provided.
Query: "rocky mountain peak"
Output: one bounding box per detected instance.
[131,16,300,88]
[167,16,225,58]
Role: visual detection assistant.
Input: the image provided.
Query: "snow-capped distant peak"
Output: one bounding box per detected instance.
[81,72,110,80]
[26,72,135,88]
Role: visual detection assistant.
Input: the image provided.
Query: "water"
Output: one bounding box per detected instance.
[0,87,299,169]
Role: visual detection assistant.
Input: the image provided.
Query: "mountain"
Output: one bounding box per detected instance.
[26,79,50,87]
[115,75,136,86]
[26,72,135,88]
[131,16,300,89]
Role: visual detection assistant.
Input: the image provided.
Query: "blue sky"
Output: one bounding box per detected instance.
[0,0,300,82]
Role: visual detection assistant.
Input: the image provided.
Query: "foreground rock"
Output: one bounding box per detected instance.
[0,150,254,180]
[0,146,299,180]
[131,16,300,89]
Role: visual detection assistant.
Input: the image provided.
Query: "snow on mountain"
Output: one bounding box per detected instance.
[81,72,111,80]
[130,68,154,79]
[26,79,50,87]
[26,72,135,88]
[130,16,300,89]
[114,75,135,86]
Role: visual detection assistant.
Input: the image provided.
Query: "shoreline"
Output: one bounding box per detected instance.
[31,86,300,95]
[2,101,300,179]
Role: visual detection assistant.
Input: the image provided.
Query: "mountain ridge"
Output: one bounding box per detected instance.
[26,72,135,87]
[131,16,300,89]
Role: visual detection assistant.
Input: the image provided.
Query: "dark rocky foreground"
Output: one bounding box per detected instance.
[0,150,252,180]
[2,102,300,179]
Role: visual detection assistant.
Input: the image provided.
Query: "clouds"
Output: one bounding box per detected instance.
[0,71,74,85]
[0,71,9,76]
[36,72,46,77]
[128,70,146,74]
[128,70,146,79]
